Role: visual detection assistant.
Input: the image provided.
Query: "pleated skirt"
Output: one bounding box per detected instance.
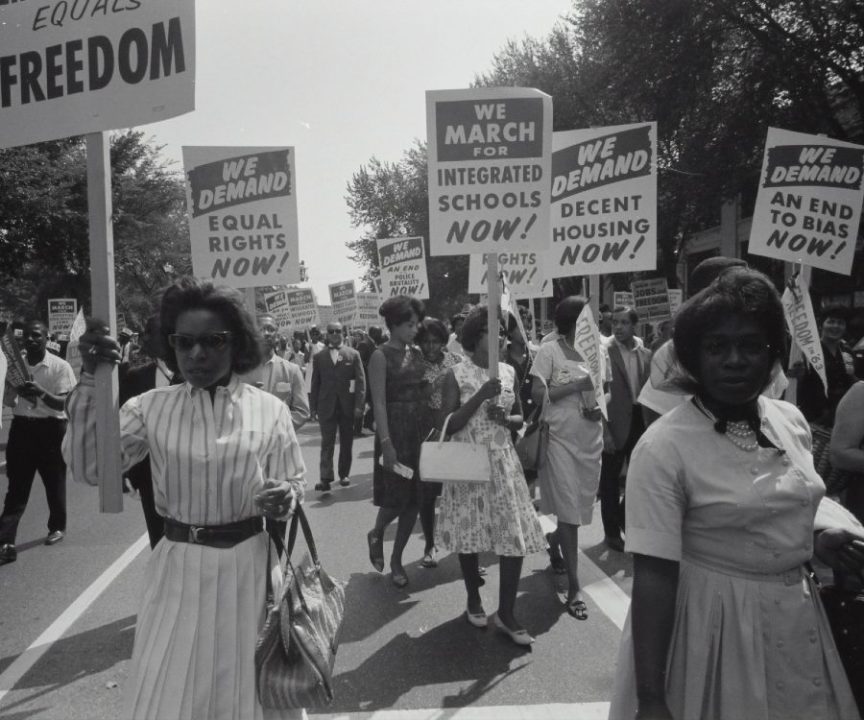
[123,533,306,720]
[608,560,860,720]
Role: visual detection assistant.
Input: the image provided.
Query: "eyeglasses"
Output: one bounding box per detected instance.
[167,332,233,351]
[701,337,771,359]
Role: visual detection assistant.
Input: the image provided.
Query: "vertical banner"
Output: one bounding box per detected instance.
[66,309,87,377]
[550,122,657,277]
[183,146,300,288]
[631,278,671,322]
[782,276,827,396]
[284,287,319,332]
[376,237,430,299]
[356,292,383,329]
[426,87,553,256]
[572,304,608,420]
[47,299,78,339]
[468,252,552,298]
[263,289,293,333]
[1,326,31,386]
[668,289,683,316]
[329,281,359,325]
[749,128,864,275]
[0,0,195,150]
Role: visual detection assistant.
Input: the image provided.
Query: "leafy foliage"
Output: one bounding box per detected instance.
[0,131,190,329]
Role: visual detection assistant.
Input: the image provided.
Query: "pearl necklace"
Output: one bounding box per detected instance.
[694,398,760,452]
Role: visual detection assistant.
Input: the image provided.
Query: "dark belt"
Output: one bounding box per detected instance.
[163,517,264,549]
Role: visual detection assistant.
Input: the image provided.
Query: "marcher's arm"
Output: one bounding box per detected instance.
[369,350,396,467]
[830,383,864,473]
[353,350,366,416]
[288,364,311,430]
[632,554,679,720]
[441,371,498,434]
[309,355,320,416]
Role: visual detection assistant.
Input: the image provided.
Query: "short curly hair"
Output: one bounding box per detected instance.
[460,305,508,353]
[159,277,263,375]
[378,295,425,330]
[673,268,784,389]
[415,317,449,345]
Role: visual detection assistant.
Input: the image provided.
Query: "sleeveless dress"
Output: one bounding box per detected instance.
[373,344,428,510]
[435,358,546,556]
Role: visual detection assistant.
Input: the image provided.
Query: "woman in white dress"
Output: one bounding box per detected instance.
[530,296,608,620]
[610,268,863,720]
[63,278,306,720]
[435,306,546,645]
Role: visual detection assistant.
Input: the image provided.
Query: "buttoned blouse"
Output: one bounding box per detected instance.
[625,397,824,575]
[63,374,306,526]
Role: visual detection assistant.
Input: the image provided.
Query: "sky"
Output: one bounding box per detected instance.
[145,0,573,302]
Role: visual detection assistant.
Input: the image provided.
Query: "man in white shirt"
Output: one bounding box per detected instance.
[1,320,77,564]
[240,314,310,430]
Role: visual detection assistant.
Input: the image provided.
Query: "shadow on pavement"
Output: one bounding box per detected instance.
[582,541,633,579]
[0,615,136,714]
[306,473,374,509]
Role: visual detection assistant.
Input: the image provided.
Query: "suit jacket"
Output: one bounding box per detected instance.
[310,345,366,420]
[606,339,652,449]
[118,362,157,406]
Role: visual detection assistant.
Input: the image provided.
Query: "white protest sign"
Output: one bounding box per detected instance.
[631,278,671,322]
[468,252,552,298]
[377,237,430,299]
[263,289,292,333]
[356,292,382,329]
[613,291,634,308]
[0,0,195,150]
[426,87,553,256]
[782,276,827,396]
[572,304,607,420]
[284,287,319,332]
[551,123,657,277]
[749,128,864,275]
[668,288,683,316]
[48,299,77,339]
[183,146,300,289]
[329,281,358,325]
[318,305,334,328]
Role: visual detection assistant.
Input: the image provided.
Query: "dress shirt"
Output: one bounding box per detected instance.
[11,351,76,420]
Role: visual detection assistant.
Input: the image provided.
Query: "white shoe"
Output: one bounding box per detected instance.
[465,606,487,628]
[492,614,534,646]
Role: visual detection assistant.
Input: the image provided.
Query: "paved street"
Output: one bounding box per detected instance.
[0,414,633,719]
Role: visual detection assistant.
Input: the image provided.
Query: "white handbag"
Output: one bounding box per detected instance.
[419,413,491,484]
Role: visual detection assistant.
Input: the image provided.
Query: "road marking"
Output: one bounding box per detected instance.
[316,702,610,719]
[0,532,148,705]
[537,514,629,631]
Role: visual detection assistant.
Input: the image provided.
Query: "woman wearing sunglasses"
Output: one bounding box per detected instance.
[610,269,863,720]
[63,278,306,720]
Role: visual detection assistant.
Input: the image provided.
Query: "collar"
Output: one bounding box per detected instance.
[183,373,242,400]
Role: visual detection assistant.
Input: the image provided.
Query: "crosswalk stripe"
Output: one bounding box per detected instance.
[314,701,611,719]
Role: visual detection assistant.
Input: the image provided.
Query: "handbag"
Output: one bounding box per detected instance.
[255,506,346,709]
[419,413,491,484]
[515,382,549,478]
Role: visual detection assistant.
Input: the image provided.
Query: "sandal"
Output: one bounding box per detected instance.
[367,530,384,573]
[566,598,588,621]
[391,568,409,588]
[421,548,438,568]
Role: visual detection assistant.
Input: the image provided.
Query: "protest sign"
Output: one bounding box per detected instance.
[749,128,864,275]
[426,87,553,256]
[0,0,195,150]
[468,252,552,298]
[377,237,430,299]
[329,281,358,325]
[613,291,634,308]
[550,123,657,276]
[668,289,683,316]
[631,278,671,322]
[66,309,86,377]
[1,326,30,387]
[48,299,77,339]
[318,305,334,328]
[183,146,300,288]
[263,289,292,333]
[356,292,382,329]
[572,304,607,420]
[284,287,319,332]
[782,276,827,396]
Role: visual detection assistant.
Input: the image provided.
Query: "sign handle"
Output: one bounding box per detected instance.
[784,261,812,405]
[486,254,499,380]
[244,288,257,318]
[86,132,122,513]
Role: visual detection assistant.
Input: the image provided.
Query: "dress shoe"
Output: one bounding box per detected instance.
[339,476,351,487]
[0,544,17,565]
[391,570,409,589]
[492,614,534,646]
[314,481,332,493]
[45,531,65,546]
[604,536,625,552]
[465,606,488,628]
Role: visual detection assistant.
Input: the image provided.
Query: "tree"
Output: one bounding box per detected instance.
[345,141,472,321]
[0,131,191,329]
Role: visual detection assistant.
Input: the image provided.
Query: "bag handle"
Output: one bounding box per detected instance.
[266,513,313,614]
[438,413,455,448]
[285,504,320,568]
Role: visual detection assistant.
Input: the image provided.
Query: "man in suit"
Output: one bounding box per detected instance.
[599,306,652,551]
[118,315,173,549]
[310,321,366,493]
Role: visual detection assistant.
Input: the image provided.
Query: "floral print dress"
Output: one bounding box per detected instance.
[435,358,546,556]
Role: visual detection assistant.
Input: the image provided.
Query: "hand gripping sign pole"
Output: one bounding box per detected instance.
[86,133,123,513]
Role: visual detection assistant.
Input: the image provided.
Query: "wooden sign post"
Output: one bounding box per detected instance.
[86,132,123,513]
[486,254,500,380]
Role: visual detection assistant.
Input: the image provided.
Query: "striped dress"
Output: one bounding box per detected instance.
[63,374,307,720]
